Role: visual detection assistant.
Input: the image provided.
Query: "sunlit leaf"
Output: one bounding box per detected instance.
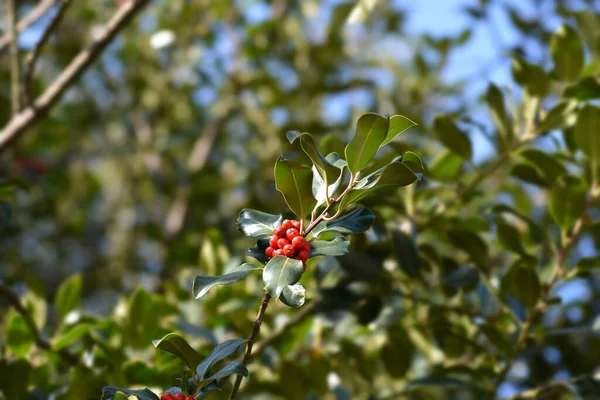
[345,113,389,173]
[193,263,261,299]
[152,333,203,371]
[274,157,316,219]
[263,256,304,299]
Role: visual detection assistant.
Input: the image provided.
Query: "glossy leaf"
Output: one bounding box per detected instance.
[392,230,420,279]
[263,256,304,299]
[312,207,375,236]
[152,333,203,371]
[195,338,247,381]
[551,25,584,81]
[274,157,316,219]
[400,151,425,176]
[312,155,346,207]
[345,113,389,173]
[237,209,282,238]
[203,361,248,381]
[574,105,600,172]
[433,115,472,160]
[309,236,350,258]
[54,273,82,319]
[287,131,339,184]
[101,387,159,400]
[550,176,587,231]
[193,263,261,299]
[380,114,416,147]
[279,283,306,308]
[246,238,270,264]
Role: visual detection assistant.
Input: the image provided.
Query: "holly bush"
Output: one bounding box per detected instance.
[1,1,600,400]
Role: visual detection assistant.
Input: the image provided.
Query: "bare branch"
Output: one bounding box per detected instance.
[0,0,151,152]
[7,0,20,115]
[24,0,73,105]
[0,0,56,53]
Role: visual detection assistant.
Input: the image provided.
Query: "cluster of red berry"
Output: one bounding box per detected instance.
[266,219,311,269]
[160,393,193,400]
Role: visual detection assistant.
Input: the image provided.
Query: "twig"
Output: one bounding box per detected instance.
[229,292,272,399]
[0,281,79,365]
[7,0,20,115]
[24,0,73,105]
[0,0,151,152]
[0,0,56,53]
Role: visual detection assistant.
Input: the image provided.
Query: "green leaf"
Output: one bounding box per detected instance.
[538,100,578,132]
[309,237,350,258]
[549,176,587,231]
[287,131,339,184]
[433,115,472,160]
[496,219,528,255]
[0,359,30,400]
[406,377,479,390]
[447,229,488,266]
[574,105,600,173]
[400,151,425,176]
[274,156,316,219]
[551,25,585,81]
[381,326,414,378]
[54,273,82,318]
[428,150,463,182]
[312,207,375,236]
[564,77,600,101]
[489,204,544,241]
[263,256,304,299]
[392,230,420,279]
[518,147,567,184]
[52,323,91,351]
[5,313,35,357]
[312,155,345,207]
[193,263,261,299]
[279,283,306,307]
[577,256,600,271]
[125,287,178,349]
[345,113,389,173]
[237,209,282,238]
[246,238,270,264]
[380,114,417,147]
[501,259,540,310]
[484,83,512,141]
[203,361,248,382]
[101,387,159,400]
[478,323,514,356]
[510,163,550,187]
[195,338,247,381]
[152,333,203,371]
[512,57,550,97]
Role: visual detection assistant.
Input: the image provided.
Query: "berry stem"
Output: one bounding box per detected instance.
[228,291,272,399]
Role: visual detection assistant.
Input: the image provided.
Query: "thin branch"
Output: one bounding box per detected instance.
[0,0,151,152]
[0,0,56,52]
[24,0,73,106]
[7,0,20,115]
[0,281,79,365]
[229,292,272,399]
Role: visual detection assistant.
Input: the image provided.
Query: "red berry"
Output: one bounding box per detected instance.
[269,235,279,248]
[302,261,307,272]
[161,394,174,400]
[291,236,306,250]
[265,246,274,258]
[282,219,292,230]
[273,249,283,257]
[187,397,195,400]
[174,394,186,400]
[303,241,311,251]
[283,244,294,257]
[286,228,299,240]
[292,220,301,230]
[297,250,309,261]
[277,238,289,249]
[275,226,286,237]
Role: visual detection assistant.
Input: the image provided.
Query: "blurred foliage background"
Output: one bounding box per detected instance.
[1,0,600,399]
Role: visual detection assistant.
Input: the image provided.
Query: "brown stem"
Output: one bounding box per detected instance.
[0,281,79,365]
[24,0,73,106]
[0,0,56,53]
[7,0,20,115]
[228,292,272,399]
[0,0,151,152]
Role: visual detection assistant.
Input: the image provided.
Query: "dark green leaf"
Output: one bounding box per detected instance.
[489,204,544,241]
[312,207,375,236]
[510,163,550,187]
[433,115,472,160]
[345,113,389,173]
[237,209,282,238]
[512,57,550,97]
[279,283,306,307]
[501,259,540,310]
[380,114,417,147]
[479,323,513,355]
[577,256,600,271]
[518,148,567,184]
[550,176,587,231]
[312,155,345,207]
[392,230,420,279]
[274,157,316,219]
[193,263,261,299]
[52,323,91,351]
[0,359,30,400]
[564,77,600,101]
[246,238,270,264]
[484,83,512,141]
[287,131,339,184]
[309,237,350,258]
[574,105,600,172]
[428,150,463,181]
[198,381,223,395]
[203,361,248,381]
[263,256,304,299]
[152,333,203,371]
[54,273,82,319]
[400,151,425,176]
[538,100,578,132]
[447,229,488,266]
[551,24,584,81]
[406,377,479,390]
[496,219,528,255]
[195,338,247,381]
[101,387,159,400]
[381,326,414,378]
